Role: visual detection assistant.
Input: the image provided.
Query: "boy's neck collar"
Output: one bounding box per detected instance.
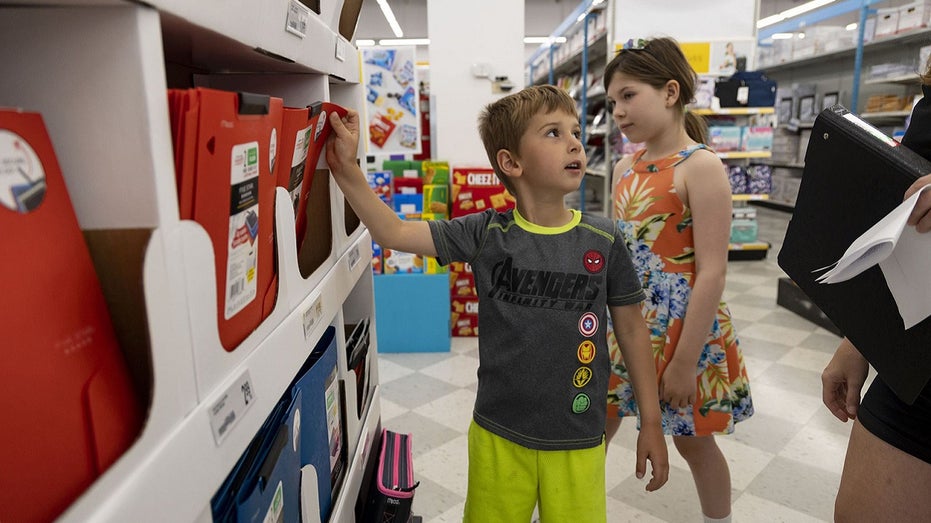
[514,207,581,234]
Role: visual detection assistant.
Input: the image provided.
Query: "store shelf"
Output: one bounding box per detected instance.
[732,193,769,201]
[760,26,931,74]
[693,107,775,116]
[718,151,773,160]
[864,74,921,86]
[586,167,608,178]
[728,241,770,261]
[2,2,377,521]
[860,110,911,121]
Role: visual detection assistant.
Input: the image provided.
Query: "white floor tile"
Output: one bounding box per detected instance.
[419,354,479,388]
[778,424,851,474]
[733,493,828,523]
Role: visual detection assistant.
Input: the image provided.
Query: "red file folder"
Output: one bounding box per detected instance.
[169,88,283,351]
[277,102,348,252]
[0,109,143,522]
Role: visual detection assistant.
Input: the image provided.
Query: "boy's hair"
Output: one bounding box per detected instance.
[478,85,580,195]
[603,37,708,144]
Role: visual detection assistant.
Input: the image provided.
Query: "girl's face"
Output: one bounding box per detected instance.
[605,71,677,145]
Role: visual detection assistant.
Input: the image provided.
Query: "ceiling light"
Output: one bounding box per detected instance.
[846,22,858,31]
[379,38,430,46]
[376,0,404,38]
[771,33,794,40]
[757,0,836,29]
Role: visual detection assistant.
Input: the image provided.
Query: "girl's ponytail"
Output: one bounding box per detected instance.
[684,111,708,145]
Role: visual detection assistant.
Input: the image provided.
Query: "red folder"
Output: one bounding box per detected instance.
[170,88,283,351]
[0,109,143,522]
[276,102,348,252]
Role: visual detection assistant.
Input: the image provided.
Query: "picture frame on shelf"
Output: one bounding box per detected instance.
[798,94,816,122]
[777,97,793,124]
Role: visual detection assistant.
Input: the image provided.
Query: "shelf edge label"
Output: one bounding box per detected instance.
[286,0,310,38]
[209,370,256,446]
[302,294,324,339]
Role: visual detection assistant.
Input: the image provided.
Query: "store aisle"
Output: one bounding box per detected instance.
[377,207,858,522]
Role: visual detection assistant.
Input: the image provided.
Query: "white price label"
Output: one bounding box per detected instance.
[209,370,256,446]
[335,39,346,62]
[348,244,361,271]
[286,0,310,38]
[302,295,324,339]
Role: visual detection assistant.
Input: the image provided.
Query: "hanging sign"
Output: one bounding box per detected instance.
[361,46,421,155]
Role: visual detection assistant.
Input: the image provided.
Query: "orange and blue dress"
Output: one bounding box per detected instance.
[607,144,754,436]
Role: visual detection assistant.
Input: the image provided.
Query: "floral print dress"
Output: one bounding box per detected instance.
[607,145,753,436]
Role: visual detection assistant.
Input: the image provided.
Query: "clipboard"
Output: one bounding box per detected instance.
[778,104,931,404]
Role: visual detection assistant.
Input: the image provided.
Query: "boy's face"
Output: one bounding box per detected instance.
[513,109,586,195]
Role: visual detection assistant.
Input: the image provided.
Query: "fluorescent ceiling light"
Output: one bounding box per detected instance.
[576,13,586,22]
[356,39,376,46]
[376,0,404,38]
[379,38,430,46]
[757,0,836,28]
[846,22,858,31]
[524,36,568,44]
[771,33,794,39]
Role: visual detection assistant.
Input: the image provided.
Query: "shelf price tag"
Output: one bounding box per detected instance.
[347,244,361,271]
[285,0,310,38]
[335,38,346,62]
[302,294,324,340]
[208,370,256,446]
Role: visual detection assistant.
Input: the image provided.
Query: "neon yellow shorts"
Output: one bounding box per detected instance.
[463,420,607,523]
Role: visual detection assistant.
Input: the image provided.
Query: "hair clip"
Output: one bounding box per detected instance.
[622,38,649,51]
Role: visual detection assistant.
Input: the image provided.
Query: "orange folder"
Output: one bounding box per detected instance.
[277,102,348,251]
[169,88,283,351]
[0,109,143,522]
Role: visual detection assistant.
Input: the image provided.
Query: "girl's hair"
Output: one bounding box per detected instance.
[478,84,579,195]
[603,37,708,144]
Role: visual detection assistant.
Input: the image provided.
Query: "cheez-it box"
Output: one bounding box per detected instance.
[449,261,476,297]
[451,296,479,337]
[451,167,515,218]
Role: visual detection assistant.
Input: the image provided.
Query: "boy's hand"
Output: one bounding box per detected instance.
[325,109,361,175]
[635,423,669,491]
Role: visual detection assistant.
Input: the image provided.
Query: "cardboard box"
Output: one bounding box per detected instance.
[875,8,899,38]
[451,167,515,217]
[897,1,931,33]
[451,297,479,337]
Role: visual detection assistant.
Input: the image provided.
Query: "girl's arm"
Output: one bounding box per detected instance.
[610,303,669,491]
[326,111,437,257]
[661,150,732,408]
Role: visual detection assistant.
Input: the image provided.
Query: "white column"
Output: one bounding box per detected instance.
[428,0,525,166]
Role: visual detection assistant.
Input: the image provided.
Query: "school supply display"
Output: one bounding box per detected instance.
[778,104,931,404]
[168,88,283,351]
[0,109,143,522]
[277,102,349,253]
[359,429,419,523]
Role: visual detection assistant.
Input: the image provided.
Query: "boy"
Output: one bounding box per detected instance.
[326,85,668,522]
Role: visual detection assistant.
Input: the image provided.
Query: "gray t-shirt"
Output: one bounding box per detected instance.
[429,208,644,450]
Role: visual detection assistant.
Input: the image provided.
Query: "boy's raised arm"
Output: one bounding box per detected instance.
[609,303,669,491]
[326,110,437,258]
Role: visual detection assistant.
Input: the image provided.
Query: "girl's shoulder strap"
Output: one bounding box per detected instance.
[630,148,648,164]
[671,143,711,166]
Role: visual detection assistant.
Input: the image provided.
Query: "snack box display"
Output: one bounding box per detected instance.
[451,297,479,337]
[451,167,515,218]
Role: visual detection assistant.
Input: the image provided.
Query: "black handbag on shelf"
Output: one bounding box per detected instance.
[360,429,419,523]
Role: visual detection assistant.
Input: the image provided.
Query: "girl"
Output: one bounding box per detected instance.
[603,37,753,523]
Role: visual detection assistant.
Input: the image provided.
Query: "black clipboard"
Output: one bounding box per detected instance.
[778,104,931,404]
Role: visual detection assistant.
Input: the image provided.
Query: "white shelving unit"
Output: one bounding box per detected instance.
[1,2,380,521]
